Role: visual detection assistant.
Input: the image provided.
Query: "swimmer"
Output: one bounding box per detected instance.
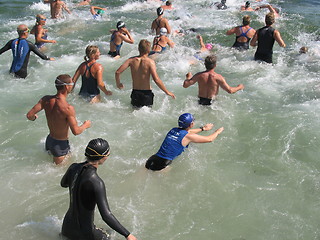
[191,34,213,63]
[44,0,71,19]
[26,74,91,164]
[211,0,227,10]
[115,39,175,108]
[90,6,106,19]
[149,27,174,56]
[255,4,280,18]
[61,138,137,240]
[250,13,286,64]
[183,55,244,105]
[108,21,134,59]
[72,45,112,103]
[240,1,254,11]
[145,113,224,171]
[299,46,308,54]
[151,7,171,35]
[161,1,173,10]
[30,14,57,49]
[0,24,54,78]
[226,15,256,51]
[78,0,91,6]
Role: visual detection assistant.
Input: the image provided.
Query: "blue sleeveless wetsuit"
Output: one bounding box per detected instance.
[61,162,131,240]
[108,32,123,57]
[232,26,252,50]
[79,62,100,100]
[0,38,50,78]
[146,128,189,170]
[254,26,275,63]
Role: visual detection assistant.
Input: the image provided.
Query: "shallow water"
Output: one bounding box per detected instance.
[0,0,320,239]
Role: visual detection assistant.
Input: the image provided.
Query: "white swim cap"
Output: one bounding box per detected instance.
[160,27,167,35]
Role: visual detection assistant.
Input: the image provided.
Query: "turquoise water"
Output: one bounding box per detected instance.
[0,0,320,239]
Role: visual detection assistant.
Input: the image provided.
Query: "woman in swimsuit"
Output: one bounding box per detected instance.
[226,15,256,51]
[30,14,56,50]
[72,45,112,103]
[149,27,174,55]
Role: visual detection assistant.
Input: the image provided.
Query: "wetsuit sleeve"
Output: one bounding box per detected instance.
[0,40,13,55]
[28,41,50,60]
[95,179,131,238]
[61,163,77,188]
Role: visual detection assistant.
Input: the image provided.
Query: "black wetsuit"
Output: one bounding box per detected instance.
[0,38,50,78]
[61,162,130,240]
[254,26,275,63]
[79,63,100,100]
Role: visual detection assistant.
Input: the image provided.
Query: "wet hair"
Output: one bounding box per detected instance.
[139,39,151,55]
[265,12,275,26]
[242,15,251,26]
[55,74,72,90]
[204,55,217,70]
[85,138,110,162]
[36,14,45,23]
[84,45,99,61]
[299,46,308,54]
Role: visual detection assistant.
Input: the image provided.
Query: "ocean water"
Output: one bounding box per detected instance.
[0,0,320,239]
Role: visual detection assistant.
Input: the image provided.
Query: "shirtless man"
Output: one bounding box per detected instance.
[44,0,71,19]
[26,74,91,164]
[183,55,244,105]
[255,4,280,18]
[115,39,175,108]
[108,21,134,59]
[151,7,171,35]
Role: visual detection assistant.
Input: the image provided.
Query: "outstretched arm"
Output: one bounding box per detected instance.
[197,35,206,49]
[182,127,224,146]
[216,75,244,94]
[66,105,91,135]
[0,40,13,55]
[183,72,197,88]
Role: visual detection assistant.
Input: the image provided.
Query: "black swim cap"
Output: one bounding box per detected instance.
[85,138,110,161]
[116,21,125,29]
[245,1,250,8]
[157,7,164,16]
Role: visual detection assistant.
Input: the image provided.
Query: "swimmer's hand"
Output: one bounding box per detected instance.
[49,57,55,61]
[83,120,91,129]
[215,127,224,135]
[117,82,124,89]
[105,90,112,96]
[28,114,38,121]
[167,91,176,99]
[126,234,137,240]
[203,123,213,131]
[186,72,193,80]
[238,84,244,90]
[51,40,57,44]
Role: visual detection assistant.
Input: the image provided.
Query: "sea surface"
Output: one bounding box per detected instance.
[0,0,320,239]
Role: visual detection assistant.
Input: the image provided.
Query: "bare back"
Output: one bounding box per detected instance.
[194,70,221,99]
[129,56,154,90]
[42,95,71,140]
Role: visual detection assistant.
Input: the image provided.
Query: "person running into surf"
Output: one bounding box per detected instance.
[26,74,91,164]
[226,15,256,51]
[72,45,112,103]
[44,0,71,19]
[0,24,54,78]
[61,138,137,240]
[151,7,171,35]
[145,113,224,171]
[115,39,175,108]
[108,21,134,59]
[30,14,57,50]
[149,27,174,56]
[183,55,244,105]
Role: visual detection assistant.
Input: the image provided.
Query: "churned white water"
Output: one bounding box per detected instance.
[0,0,320,239]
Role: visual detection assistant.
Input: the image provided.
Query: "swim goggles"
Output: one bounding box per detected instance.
[55,78,74,86]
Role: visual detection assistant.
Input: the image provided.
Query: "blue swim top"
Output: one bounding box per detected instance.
[178,113,194,128]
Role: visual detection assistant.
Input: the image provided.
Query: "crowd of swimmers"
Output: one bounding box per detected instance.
[0,0,312,239]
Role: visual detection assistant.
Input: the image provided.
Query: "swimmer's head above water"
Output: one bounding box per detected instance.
[85,138,110,161]
[116,21,125,30]
[178,113,195,129]
[157,7,164,16]
[160,27,167,36]
[205,43,213,50]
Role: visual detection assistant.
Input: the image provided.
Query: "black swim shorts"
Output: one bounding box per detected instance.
[145,155,172,171]
[45,135,70,157]
[198,97,213,106]
[131,89,154,108]
[108,51,119,58]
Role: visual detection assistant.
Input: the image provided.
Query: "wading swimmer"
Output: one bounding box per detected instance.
[149,27,174,56]
[44,0,71,19]
[30,14,57,50]
[250,13,286,64]
[151,7,171,35]
[145,113,224,171]
[108,21,134,59]
[61,138,137,240]
[0,24,54,78]
[115,39,175,108]
[226,15,256,51]
[72,45,112,103]
[26,74,91,165]
[240,1,254,11]
[183,55,244,105]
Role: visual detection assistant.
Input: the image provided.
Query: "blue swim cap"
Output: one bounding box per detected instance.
[178,113,194,128]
